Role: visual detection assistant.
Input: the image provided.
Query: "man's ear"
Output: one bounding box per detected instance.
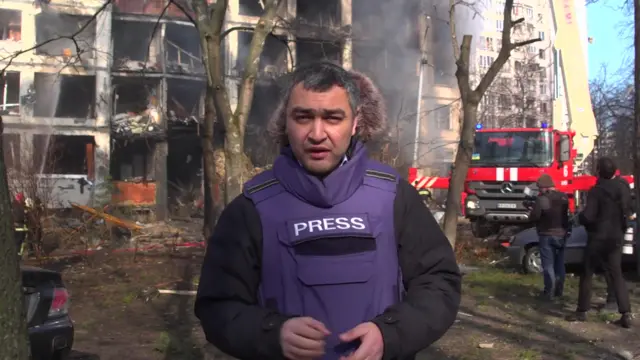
[351,106,361,136]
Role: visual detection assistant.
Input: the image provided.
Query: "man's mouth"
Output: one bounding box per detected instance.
[307,148,330,160]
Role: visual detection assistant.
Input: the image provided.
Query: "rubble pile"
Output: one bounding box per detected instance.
[137,220,203,244]
[112,112,164,138]
[166,110,200,126]
[39,204,204,258]
[113,58,161,72]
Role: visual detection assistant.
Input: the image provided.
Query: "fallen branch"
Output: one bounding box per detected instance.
[70,202,143,231]
[157,289,197,296]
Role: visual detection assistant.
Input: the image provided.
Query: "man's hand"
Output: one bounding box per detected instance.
[338,322,384,360]
[280,317,330,360]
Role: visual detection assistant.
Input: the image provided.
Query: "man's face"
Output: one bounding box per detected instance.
[285,83,358,175]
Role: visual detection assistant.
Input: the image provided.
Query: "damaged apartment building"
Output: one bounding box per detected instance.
[0,0,353,219]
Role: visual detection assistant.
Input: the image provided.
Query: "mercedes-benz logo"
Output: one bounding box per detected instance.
[501,182,514,193]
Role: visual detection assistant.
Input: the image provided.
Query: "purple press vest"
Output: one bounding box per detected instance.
[243,144,403,360]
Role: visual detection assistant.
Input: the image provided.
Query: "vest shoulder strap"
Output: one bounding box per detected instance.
[363,160,398,193]
[243,169,284,204]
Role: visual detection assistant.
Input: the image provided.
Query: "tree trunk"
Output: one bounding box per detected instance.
[222,1,280,202]
[224,123,247,203]
[443,0,539,247]
[442,102,478,246]
[202,85,218,239]
[0,116,30,360]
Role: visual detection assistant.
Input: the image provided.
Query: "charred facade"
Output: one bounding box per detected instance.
[0,0,354,218]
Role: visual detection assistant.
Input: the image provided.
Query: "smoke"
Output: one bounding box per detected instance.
[351,0,484,170]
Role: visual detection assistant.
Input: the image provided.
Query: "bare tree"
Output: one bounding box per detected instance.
[442,0,541,246]
[0,116,29,359]
[479,51,552,128]
[186,0,283,230]
[590,70,634,173]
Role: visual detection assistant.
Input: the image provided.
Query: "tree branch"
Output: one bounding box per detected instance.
[0,0,113,76]
[473,0,541,100]
[220,25,294,71]
[168,0,196,25]
[233,0,282,133]
[449,0,460,61]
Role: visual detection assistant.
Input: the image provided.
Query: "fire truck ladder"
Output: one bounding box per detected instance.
[550,0,598,172]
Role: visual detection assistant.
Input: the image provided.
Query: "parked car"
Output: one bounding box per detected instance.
[22,265,74,359]
[504,217,636,273]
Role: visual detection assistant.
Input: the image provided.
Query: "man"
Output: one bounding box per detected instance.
[12,192,28,255]
[528,174,569,300]
[568,157,632,328]
[195,62,461,360]
[601,172,635,312]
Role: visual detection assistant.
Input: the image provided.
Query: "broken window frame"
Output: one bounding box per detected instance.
[33,73,96,118]
[164,23,203,74]
[34,12,96,58]
[34,134,95,177]
[0,9,22,41]
[110,139,154,182]
[0,71,20,115]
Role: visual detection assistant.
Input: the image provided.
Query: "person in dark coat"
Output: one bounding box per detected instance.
[528,174,570,300]
[602,174,634,312]
[194,62,461,360]
[567,157,632,328]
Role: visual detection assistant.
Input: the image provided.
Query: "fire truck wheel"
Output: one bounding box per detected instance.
[523,245,543,274]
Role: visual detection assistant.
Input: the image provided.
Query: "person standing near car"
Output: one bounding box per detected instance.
[194,62,461,360]
[597,171,635,313]
[527,174,570,300]
[568,157,632,328]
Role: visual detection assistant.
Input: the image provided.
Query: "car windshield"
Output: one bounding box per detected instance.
[471,131,553,167]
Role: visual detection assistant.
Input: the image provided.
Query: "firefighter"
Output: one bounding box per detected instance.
[12,192,28,255]
[568,157,632,328]
[414,180,432,205]
[195,62,461,360]
[527,174,570,300]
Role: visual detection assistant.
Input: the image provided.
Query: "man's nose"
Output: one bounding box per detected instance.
[308,119,327,143]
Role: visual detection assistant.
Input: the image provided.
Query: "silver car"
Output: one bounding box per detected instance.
[504,217,636,273]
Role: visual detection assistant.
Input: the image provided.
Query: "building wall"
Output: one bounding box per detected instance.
[406,0,557,174]
[0,0,204,213]
[0,0,354,210]
[475,0,555,129]
[0,0,112,208]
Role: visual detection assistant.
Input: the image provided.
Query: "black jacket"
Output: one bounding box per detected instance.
[194,178,461,360]
[12,199,25,226]
[579,177,631,241]
[529,190,569,237]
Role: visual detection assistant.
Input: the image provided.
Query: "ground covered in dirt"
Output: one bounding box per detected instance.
[29,228,640,360]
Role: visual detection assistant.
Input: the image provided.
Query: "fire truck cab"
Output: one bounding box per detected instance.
[464,122,575,238]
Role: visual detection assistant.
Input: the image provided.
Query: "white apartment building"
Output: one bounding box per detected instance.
[476,0,556,129]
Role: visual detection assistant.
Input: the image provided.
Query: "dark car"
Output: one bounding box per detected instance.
[503,217,636,273]
[22,265,74,359]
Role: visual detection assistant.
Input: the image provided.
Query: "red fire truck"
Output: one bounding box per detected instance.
[408,123,634,238]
